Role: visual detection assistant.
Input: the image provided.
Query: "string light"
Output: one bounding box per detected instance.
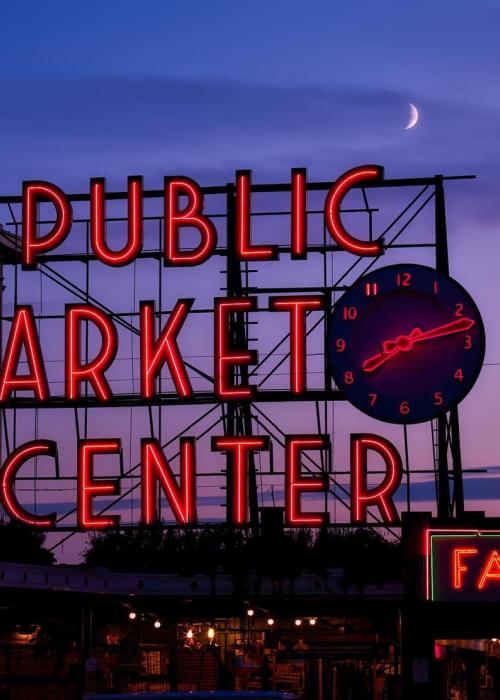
[128,611,137,620]
[208,627,215,640]
[154,620,161,629]
[267,618,275,626]
[294,619,302,626]
[309,618,316,626]
[247,609,255,617]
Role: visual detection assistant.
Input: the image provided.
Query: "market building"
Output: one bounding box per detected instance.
[0,543,403,699]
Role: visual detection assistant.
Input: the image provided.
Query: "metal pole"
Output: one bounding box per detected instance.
[434,175,464,518]
[225,185,236,526]
[449,407,465,517]
[225,184,259,535]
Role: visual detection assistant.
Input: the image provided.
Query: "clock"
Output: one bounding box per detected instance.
[327,264,485,424]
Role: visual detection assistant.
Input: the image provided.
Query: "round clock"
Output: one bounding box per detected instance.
[327,264,485,424]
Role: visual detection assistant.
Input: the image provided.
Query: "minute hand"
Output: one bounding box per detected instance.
[407,317,475,344]
[362,317,475,374]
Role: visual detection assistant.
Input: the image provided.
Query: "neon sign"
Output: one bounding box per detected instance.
[427,530,500,602]
[22,166,379,269]
[0,166,483,531]
[0,432,401,530]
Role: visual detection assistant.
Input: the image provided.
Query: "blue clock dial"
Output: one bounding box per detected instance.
[327,264,485,424]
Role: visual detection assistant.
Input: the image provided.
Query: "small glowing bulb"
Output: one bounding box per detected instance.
[295,619,302,626]
[493,638,498,642]
[267,618,275,626]
[128,612,137,620]
[208,627,215,640]
[247,609,255,617]
[154,620,161,629]
[187,628,194,639]
[309,618,316,626]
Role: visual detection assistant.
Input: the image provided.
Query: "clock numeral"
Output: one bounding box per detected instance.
[335,338,346,352]
[455,303,464,317]
[454,368,464,382]
[464,335,472,350]
[368,393,378,407]
[364,282,378,297]
[344,371,354,385]
[342,306,357,321]
[434,391,444,406]
[396,272,412,287]
[400,400,410,416]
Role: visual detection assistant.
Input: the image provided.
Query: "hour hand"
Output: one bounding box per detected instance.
[362,350,398,374]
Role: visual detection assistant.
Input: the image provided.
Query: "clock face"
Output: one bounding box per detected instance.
[327,264,485,424]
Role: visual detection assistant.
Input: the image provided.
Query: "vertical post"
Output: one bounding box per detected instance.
[436,418,450,519]
[434,175,464,518]
[435,176,451,518]
[449,407,464,517]
[225,185,237,526]
[225,184,259,535]
[318,658,324,700]
[434,176,450,276]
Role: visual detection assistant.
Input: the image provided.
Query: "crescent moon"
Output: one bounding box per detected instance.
[405,103,419,130]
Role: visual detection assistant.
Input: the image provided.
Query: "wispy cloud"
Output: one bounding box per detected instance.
[1,77,498,203]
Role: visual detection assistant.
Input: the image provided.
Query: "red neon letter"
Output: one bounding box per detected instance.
[90,176,143,266]
[235,170,278,261]
[291,168,307,259]
[452,548,478,589]
[478,550,500,590]
[77,439,121,529]
[214,297,257,400]
[141,438,196,525]
[350,434,402,524]
[285,435,329,526]
[212,436,269,526]
[164,176,217,266]
[140,300,193,399]
[0,441,57,527]
[325,165,383,256]
[66,305,118,402]
[0,306,49,402]
[269,296,324,394]
[22,181,72,267]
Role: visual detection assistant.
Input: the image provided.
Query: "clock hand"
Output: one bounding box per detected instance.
[362,317,475,374]
[384,317,474,350]
[362,344,411,373]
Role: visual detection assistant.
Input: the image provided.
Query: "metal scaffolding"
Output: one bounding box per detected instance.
[0,173,474,552]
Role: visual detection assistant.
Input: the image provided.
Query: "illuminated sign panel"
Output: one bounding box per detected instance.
[427,530,500,602]
[0,167,484,531]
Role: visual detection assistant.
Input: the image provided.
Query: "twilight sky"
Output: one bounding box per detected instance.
[0,0,500,560]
